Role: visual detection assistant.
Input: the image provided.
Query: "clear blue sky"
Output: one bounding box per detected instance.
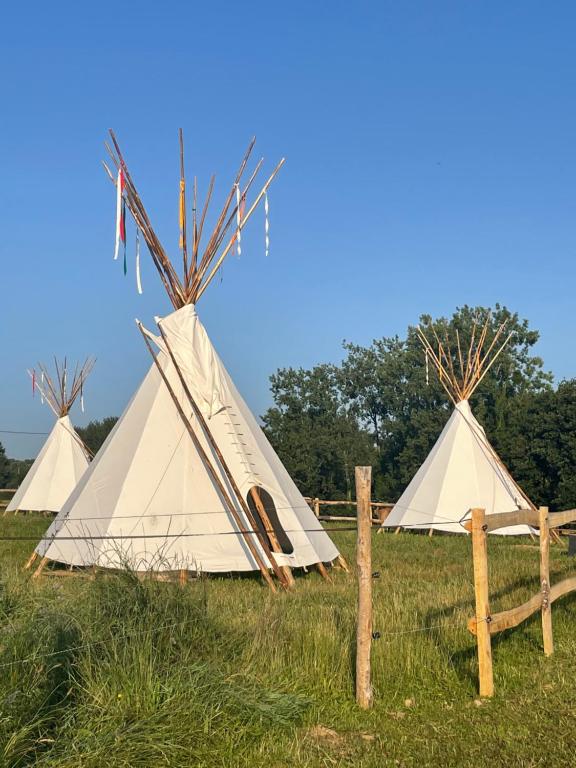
[1,1,575,459]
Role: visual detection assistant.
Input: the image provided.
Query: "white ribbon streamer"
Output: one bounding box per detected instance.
[136,228,143,295]
[264,191,269,257]
[81,394,85,413]
[235,183,241,257]
[40,372,44,405]
[114,168,122,260]
[425,349,429,386]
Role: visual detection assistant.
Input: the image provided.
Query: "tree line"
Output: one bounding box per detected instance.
[261,304,576,510]
[2,305,574,511]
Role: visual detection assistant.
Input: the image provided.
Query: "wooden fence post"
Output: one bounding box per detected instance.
[470,507,494,697]
[539,505,554,656]
[355,466,373,709]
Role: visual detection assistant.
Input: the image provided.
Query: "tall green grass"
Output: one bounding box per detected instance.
[1,517,576,766]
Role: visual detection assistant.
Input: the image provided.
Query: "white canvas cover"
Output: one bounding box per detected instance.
[383,400,533,535]
[7,416,89,514]
[37,305,339,572]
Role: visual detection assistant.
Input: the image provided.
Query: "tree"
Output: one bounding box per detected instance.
[498,379,576,510]
[0,442,10,488]
[77,417,118,455]
[262,365,376,499]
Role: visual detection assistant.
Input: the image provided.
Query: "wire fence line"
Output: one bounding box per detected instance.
[0,611,481,671]
[0,499,470,528]
[0,519,471,545]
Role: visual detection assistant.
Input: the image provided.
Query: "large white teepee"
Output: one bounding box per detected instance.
[383,399,533,535]
[31,131,340,586]
[383,316,534,536]
[37,306,339,573]
[8,360,94,514]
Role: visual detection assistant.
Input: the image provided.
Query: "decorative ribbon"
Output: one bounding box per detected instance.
[41,372,44,404]
[179,179,185,249]
[264,191,269,257]
[235,183,242,257]
[425,349,429,386]
[114,167,126,260]
[135,228,143,294]
[80,381,84,413]
[32,370,36,397]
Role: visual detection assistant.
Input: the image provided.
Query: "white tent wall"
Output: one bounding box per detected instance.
[7,416,89,514]
[38,305,339,572]
[382,400,533,536]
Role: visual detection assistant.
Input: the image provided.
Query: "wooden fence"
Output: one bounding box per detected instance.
[304,497,393,524]
[466,505,576,697]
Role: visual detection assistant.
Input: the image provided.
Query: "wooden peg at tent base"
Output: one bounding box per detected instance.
[23,551,38,571]
[32,557,49,580]
[336,554,351,573]
[315,562,331,581]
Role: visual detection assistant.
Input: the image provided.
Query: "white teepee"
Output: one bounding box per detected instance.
[8,360,94,514]
[383,399,533,535]
[7,417,89,514]
[30,131,340,585]
[383,316,534,536]
[36,306,339,573]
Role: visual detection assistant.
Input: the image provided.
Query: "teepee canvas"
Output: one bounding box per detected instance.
[29,131,341,588]
[383,318,534,536]
[7,360,94,514]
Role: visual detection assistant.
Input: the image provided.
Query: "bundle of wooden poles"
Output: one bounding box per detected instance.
[102,130,285,309]
[417,314,513,404]
[30,357,95,418]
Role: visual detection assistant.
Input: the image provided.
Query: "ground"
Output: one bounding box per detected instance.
[1,515,576,767]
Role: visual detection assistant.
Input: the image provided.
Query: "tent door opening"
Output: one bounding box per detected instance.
[247,486,294,555]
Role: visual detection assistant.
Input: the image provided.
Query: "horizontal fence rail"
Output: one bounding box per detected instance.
[304,497,394,523]
[467,505,576,697]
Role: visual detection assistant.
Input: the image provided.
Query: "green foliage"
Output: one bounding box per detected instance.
[3,458,33,489]
[0,443,10,487]
[263,304,565,504]
[261,365,376,499]
[495,379,576,509]
[77,417,118,455]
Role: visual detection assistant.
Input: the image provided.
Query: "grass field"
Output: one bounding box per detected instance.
[1,515,576,767]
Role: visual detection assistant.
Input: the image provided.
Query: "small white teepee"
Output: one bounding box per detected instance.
[383,399,533,535]
[29,131,341,587]
[7,360,94,514]
[383,317,534,536]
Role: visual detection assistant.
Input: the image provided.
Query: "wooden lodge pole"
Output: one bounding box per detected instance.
[355,465,373,709]
[539,506,554,656]
[249,486,296,587]
[470,507,494,697]
[156,323,291,589]
[138,324,278,592]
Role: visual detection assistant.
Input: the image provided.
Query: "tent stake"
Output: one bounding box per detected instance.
[23,551,37,571]
[32,556,48,580]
